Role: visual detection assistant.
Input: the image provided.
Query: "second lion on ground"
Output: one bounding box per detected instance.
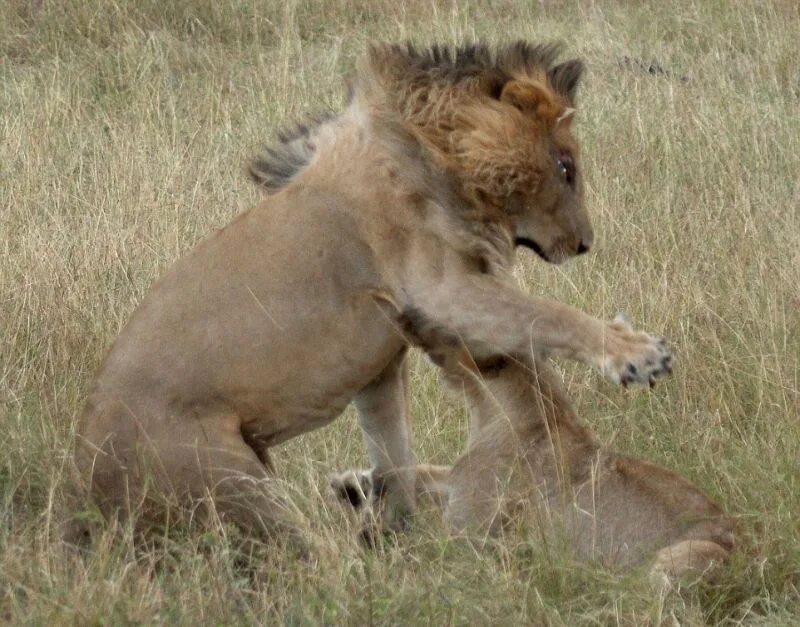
[332,308,734,587]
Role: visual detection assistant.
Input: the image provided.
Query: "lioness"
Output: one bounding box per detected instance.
[332,309,734,585]
[78,42,673,539]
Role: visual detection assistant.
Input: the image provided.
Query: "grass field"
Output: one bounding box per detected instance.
[2,0,799,623]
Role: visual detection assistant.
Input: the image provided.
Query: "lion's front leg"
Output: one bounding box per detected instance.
[353,348,417,532]
[408,275,673,387]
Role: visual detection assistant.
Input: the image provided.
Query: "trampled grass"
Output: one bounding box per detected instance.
[1,0,798,623]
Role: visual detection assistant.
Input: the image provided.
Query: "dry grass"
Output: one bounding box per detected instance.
[1,0,799,623]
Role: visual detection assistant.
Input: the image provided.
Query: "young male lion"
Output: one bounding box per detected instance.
[78,42,673,540]
[332,309,734,585]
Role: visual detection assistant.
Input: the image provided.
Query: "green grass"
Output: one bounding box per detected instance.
[1,0,799,623]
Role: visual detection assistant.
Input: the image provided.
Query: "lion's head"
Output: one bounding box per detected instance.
[360,42,592,264]
[250,41,593,264]
[451,71,591,264]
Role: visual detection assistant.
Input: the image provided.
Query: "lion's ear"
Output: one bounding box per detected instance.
[548,59,584,103]
[500,80,554,114]
[555,107,576,128]
[500,80,563,125]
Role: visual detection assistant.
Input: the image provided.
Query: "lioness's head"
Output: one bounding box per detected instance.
[363,42,593,264]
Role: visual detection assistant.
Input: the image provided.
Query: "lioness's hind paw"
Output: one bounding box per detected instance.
[329,469,373,510]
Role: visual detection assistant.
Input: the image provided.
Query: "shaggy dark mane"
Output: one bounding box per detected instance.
[248,112,335,193]
[373,40,583,101]
[248,41,583,193]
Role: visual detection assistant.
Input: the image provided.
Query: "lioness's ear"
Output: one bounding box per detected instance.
[548,59,584,103]
[500,80,557,117]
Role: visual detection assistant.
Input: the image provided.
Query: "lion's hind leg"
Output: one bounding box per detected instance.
[77,411,306,550]
[186,415,306,548]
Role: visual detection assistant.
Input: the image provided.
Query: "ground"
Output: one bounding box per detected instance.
[1,0,798,623]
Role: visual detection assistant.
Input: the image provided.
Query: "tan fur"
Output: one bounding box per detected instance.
[78,42,673,541]
[333,312,734,585]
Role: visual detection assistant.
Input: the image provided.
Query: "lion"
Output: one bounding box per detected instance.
[331,309,734,586]
[77,41,673,542]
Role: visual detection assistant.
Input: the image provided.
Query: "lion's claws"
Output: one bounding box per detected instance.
[603,317,674,388]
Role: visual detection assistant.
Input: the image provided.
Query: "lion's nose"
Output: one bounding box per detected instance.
[576,240,590,255]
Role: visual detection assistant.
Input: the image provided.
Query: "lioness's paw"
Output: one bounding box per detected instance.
[329,469,373,510]
[600,314,673,387]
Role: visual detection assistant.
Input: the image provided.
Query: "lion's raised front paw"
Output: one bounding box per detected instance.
[600,314,673,387]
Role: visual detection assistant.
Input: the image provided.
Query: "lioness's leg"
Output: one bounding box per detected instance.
[354,349,416,530]
[408,274,672,386]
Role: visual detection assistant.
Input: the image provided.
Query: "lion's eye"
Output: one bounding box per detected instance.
[557,153,576,187]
